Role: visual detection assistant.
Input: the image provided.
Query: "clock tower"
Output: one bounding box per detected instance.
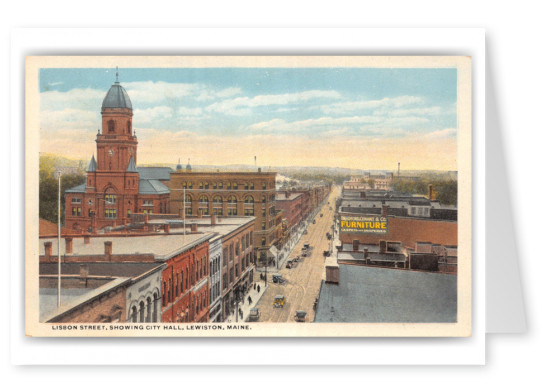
[84,71,140,228]
[65,71,172,233]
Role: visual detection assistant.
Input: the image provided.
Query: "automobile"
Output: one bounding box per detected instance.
[303,243,310,249]
[320,213,323,217]
[312,219,316,224]
[247,307,260,322]
[286,260,295,269]
[273,295,286,308]
[272,273,285,284]
[323,250,330,257]
[294,310,307,322]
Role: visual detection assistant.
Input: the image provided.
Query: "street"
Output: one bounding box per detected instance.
[253,185,340,323]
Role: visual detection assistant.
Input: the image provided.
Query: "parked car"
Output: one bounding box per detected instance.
[247,307,260,322]
[272,274,285,284]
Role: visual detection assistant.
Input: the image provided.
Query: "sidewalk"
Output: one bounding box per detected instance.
[225,280,267,323]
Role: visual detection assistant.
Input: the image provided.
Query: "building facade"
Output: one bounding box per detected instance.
[64,77,171,233]
[275,191,304,229]
[168,169,282,264]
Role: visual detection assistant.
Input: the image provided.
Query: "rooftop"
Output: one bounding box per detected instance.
[39,231,215,261]
[315,265,457,323]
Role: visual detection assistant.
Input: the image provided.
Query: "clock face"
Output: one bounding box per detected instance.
[108,149,114,156]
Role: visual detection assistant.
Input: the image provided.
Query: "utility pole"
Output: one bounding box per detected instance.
[57,171,61,307]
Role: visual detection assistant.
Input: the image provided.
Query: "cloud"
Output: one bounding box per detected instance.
[206,90,341,115]
[40,88,105,111]
[41,108,99,132]
[319,95,425,114]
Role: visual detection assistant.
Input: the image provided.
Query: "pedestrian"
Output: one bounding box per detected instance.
[254,282,256,290]
[248,296,252,305]
[257,285,260,293]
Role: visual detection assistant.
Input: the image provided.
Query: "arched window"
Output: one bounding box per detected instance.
[250,182,255,190]
[204,182,209,190]
[199,195,208,204]
[213,196,222,204]
[127,120,131,134]
[131,306,138,323]
[261,196,266,204]
[244,196,254,204]
[108,120,115,133]
[139,301,145,323]
[233,182,238,190]
[227,196,237,204]
[218,182,223,189]
[199,181,203,189]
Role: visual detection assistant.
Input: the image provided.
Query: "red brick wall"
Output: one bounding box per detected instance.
[340,215,457,249]
[161,239,210,322]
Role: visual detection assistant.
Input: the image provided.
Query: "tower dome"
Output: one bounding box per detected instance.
[101,71,132,110]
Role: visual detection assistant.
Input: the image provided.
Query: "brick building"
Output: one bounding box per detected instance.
[39,237,165,323]
[64,75,171,233]
[275,191,303,228]
[168,167,282,264]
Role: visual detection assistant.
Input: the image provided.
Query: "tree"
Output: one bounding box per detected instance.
[39,154,86,224]
[367,179,375,189]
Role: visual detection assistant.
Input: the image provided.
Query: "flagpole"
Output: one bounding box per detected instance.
[183,187,186,243]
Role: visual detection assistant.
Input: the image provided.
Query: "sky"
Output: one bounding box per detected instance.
[39,67,458,170]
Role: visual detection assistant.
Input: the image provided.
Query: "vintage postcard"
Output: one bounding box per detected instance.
[25,56,471,337]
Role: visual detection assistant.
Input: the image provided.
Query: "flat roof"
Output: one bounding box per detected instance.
[39,231,215,261]
[315,265,457,323]
[275,193,302,201]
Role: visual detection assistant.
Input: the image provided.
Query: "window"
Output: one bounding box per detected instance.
[107,120,115,133]
[230,244,234,261]
[127,209,131,217]
[72,207,81,216]
[199,182,203,189]
[250,182,254,190]
[127,121,131,134]
[89,209,94,217]
[72,198,81,204]
[204,182,209,190]
[199,195,208,204]
[226,182,231,190]
[244,195,254,204]
[213,196,222,205]
[180,272,183,293]
[142,200,153,206]
[105,209,117,219]
[261,196,266,204]
[233,182,238,190]
[262,182,267,190]
[105,194,116,204]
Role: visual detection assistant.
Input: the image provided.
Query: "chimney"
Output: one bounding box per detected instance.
[83,235,91,244]
[65,237,73,254]
[211,215,216,226]
[79,264,89,279]
[258,167,261,173]
[44,241,52,258]
[79,264,89,287]
[428,184,435,200]
[382,205,389,217]
[104,241,113,256]
[191,223,198,233]
[352,239,359,251]
[379,240,387,254]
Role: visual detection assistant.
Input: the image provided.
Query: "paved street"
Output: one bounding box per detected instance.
[253,185,340,323]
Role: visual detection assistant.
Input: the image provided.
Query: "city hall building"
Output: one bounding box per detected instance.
[64,76,171,233]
